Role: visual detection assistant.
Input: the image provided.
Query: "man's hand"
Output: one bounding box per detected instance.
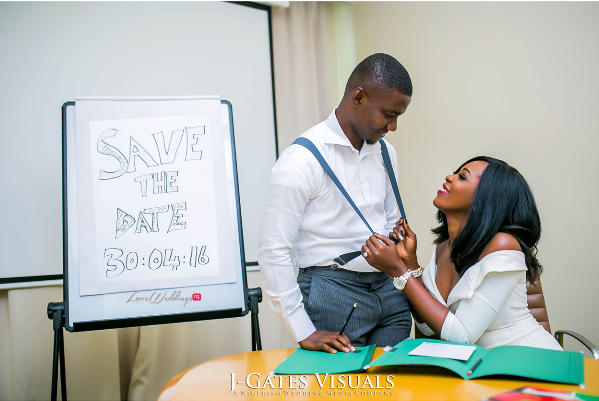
[299,330,355,353]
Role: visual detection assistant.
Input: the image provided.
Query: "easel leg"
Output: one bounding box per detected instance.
[48,302,67,401]
[252,312,262,351]
[248,288,263,351]
[59,328,67,401]
[251,316,256,350]
[51,326,60,400]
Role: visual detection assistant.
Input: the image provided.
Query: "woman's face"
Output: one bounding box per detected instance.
[433,160,489,215]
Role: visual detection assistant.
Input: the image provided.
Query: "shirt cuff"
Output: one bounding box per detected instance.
[415,321,435,337]
[440,311,457,341]
[284,308,317,343]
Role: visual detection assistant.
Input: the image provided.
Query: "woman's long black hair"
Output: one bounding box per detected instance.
[431,156,543,283]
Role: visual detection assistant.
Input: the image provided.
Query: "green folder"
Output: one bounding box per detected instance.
[273,345,376,375]
[369,339,584,385]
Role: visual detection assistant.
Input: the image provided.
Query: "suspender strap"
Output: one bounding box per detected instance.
[378,138,406,220]
[292,137,405,266]
[333,250,363,266]
[292,137,374,234]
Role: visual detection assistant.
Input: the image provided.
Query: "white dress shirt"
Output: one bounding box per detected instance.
[257,109,399,342]
[416,250,562,350]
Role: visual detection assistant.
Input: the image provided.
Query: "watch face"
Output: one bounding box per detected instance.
[393,277,405,290]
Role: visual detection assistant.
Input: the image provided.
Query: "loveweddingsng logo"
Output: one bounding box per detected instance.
[229,373,395,396]
[126,290,200,307]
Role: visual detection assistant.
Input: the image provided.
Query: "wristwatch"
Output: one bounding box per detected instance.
[392,269,413,291]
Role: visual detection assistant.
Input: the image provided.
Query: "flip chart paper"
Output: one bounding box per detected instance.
[76,97,236,296]
[408,342,476,361]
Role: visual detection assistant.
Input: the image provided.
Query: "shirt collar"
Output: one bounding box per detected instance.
[324,109,382,156]
[324,109,352,146]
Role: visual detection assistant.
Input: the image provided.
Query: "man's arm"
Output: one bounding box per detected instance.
[257,148,353,353]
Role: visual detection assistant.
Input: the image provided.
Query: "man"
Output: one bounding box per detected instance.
[258,53,412,353]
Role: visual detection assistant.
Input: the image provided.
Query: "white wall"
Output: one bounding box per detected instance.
[352,1,599,353]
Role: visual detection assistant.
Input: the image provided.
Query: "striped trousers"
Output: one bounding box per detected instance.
[297,266,412,348]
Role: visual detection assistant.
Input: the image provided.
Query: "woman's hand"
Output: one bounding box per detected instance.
[390,218,418,270]
[361,234,407,277]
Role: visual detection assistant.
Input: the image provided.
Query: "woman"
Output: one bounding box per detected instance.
[361,156,562,350]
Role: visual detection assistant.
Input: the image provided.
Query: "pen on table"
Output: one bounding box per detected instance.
[339,303,357,352]
[467,358,483,376]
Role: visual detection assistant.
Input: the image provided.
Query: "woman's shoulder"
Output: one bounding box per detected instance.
[478,232,522,262]
[448,239,526,304]
[463,233,526,287]
[469,233,526,279]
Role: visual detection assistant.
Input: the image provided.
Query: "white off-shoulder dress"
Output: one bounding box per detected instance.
[415,250,563,350]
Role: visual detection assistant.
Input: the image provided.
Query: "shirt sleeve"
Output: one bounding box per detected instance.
[382,141,400,234]
[440,270,523,344]
[257,148,322,342]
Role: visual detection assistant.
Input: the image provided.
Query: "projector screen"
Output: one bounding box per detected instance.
[0,2,277,287]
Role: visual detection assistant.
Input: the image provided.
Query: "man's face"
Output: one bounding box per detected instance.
[353,89,411,145]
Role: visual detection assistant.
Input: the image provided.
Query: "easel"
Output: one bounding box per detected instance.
[56,98,268,400]
[47,288,263,401]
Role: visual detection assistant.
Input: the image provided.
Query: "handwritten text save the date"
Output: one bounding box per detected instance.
[95,125,212,279]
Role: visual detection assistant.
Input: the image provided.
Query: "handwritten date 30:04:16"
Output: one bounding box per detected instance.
[103,246,209,278]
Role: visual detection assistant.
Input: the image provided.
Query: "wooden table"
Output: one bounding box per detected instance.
[159,348,599,400]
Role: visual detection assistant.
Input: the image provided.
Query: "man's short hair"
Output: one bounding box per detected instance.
[344,53,413,98]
